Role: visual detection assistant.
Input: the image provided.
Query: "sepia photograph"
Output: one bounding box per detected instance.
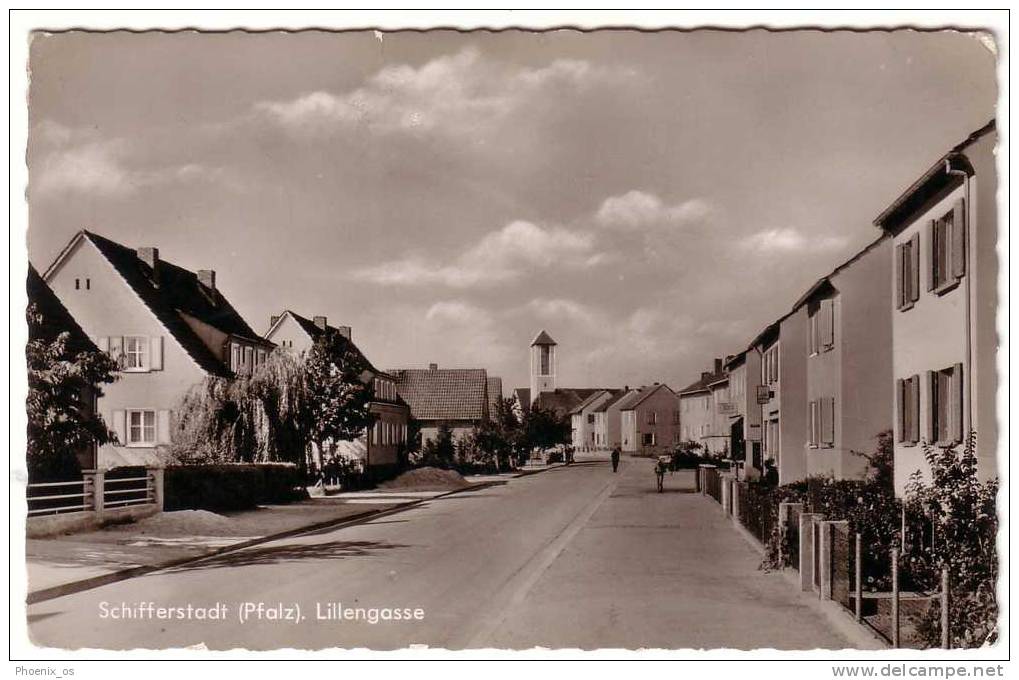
[10,9,1009,668]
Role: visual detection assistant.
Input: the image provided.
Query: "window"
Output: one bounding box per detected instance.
[647,411,657,425]
[75,278,80,290]
[928,200,966,293]
[808,299,835,355]
[673,410,680,425]
[763,345,780,385]
[896,375,921,445]
[124,336,149,371]
[808,400,819,448]
[896,233,920,310]
[928,364,963,446]
[587,413,595,424]
[642,432,656,446]
[539,346,551,375]
[86,278,91,290]
[127,410,157,445]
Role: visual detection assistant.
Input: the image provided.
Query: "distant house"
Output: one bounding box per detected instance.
[602,389,641,450]
[264,310,409,471]
[27,265,105,473]
[569,390,620,451]
[511,388,531,421]
[874,121,997,495]
[389,364,490,444]
[592,390,632,450]
[678,363,728,456]
[620,383,680,456]
[724,350,764,478]
[40,230,274,470]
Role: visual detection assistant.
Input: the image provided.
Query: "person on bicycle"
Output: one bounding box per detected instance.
[655,455,669,492]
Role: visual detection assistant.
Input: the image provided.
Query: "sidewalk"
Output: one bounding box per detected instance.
[25,467,555,597]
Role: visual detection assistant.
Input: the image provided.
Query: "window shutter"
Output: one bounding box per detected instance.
[820,299,834,349]
[821,397,835,446]
[896,379,905,443]
[157,409,171,444]
[909,233,920,302]
[926,370,937,442]
[149,336,163,371]
[952,198,967,279]
[909,375,921,444]
[926,219,937,291]
[895,244,905,309]
[950,363,964,444]
[112,410,126,445]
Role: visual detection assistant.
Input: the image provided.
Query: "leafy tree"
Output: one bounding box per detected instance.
[420,423,456,469]
[26,302,118,481]
[852,429,895,493]
[170,329,375,478]
[522,405,571,453]
[303,328,375,465]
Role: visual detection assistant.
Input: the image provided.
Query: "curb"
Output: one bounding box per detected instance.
[26,478,507,606]
[704,494,888,650]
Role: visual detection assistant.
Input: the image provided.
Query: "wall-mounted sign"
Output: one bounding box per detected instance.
[756,385,773,404]
[717,402,736,415]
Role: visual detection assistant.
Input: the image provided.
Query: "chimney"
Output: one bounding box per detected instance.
[137,247,159,275]
[198,269,216,293]
[336,325,352,340]
[714,357,723,375]
[701,371,712,382]
[270,314,280,329]
[429,363,438,371]
[313,315,327,331]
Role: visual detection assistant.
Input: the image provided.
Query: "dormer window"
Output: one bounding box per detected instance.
[124,336,150,371]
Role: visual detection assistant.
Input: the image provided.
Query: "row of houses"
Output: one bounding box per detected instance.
[30,230,506,476]
[677,121,997,496]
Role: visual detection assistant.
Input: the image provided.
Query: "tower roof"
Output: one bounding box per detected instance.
[531,329,557,347]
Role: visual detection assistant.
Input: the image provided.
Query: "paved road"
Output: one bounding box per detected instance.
[27,456,853,650]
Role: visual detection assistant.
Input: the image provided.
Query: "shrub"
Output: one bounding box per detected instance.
[164,463,305,511]
[904,433,998,648]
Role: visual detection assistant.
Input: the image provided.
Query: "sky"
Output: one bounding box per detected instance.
[26,29,997,393]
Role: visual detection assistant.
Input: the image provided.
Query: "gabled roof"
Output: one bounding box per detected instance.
[389,367,489,422]
[593,389,631,413]
[532,388,605,418]
[791,233,890,312]
[267,309,387,378]
[568,389,610,416]
[874,120,995,233]
[679,370,726,397]
[623,383,679,410]
[513,387,531,414]
[27,265,98,355]
[608,389,643,412]
[43,230,273,377]
[531,329,557,347]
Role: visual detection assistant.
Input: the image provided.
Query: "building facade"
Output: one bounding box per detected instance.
[41,231,274,470]
[570,390,618,451]
[620,384,681,456]
[874,121,998,495]
[793,236,894,481]
[389,365,491,445]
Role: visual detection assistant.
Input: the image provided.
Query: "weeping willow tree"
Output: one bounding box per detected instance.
[168,332,374,478]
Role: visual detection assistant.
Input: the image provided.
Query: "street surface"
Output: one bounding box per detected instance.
[28,456,853,650]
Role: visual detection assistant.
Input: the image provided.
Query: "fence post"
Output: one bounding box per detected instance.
[148,466,165,511]
[83,469,105,522]
[799,512,822,591]
[855,532,863,622]
[891,546,900,648]
[941,567,951,649]
[731,481,741,521]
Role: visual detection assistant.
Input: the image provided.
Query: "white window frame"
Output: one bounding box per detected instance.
[126,409,157,446]
[123,336,150,372]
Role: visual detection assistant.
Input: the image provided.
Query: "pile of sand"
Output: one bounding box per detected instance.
[131,509,236,536]
[379,467,470,491]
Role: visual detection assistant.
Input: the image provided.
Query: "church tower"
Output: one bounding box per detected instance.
[529,330,557,404]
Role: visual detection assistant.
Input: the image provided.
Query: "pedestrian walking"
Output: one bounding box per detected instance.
[610,446,620,473]
[655,456,669,492]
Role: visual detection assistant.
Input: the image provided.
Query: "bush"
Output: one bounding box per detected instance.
[164,463,306,511]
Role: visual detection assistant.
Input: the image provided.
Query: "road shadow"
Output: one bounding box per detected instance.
[163,539,409,573]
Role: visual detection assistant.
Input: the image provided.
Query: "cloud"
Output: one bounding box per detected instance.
[595,190,713,231]
[255,46,633,139]
[351,220,603,288]
[740,227,847,253]
[31,123,239,198]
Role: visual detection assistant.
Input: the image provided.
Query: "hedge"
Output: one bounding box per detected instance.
[164,463,306,512]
